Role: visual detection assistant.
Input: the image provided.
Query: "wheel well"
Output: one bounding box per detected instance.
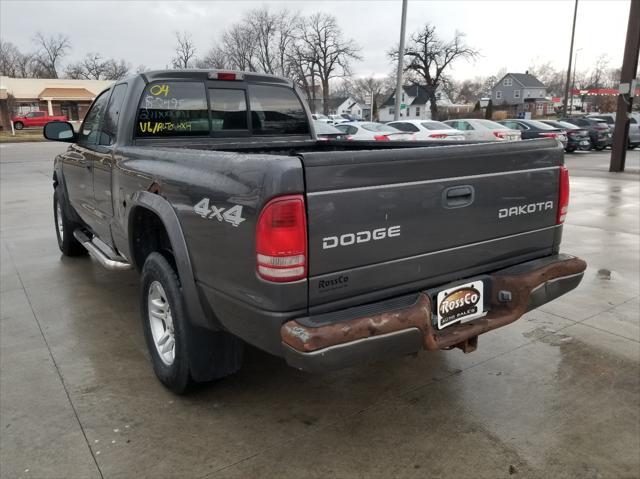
[130,207,175,271]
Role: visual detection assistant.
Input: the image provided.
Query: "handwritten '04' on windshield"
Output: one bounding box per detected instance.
[139,83,192,134]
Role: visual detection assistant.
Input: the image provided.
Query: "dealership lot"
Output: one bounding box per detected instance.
[1,142,638,478]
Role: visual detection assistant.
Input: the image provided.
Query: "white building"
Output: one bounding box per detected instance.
[378,85,453,122]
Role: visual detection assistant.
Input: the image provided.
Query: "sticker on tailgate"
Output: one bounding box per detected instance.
[437,280,484,329]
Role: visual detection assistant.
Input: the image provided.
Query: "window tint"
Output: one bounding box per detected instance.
[100,83,128,145]
[210,89,247,131]
[421,121,454,131]
[79,90,111,145]
[249,85,309,135]
[136,81,209,137]
[456,121,474,131]
[391,122,418,132]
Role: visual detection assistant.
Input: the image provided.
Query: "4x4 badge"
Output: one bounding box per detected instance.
[194,198,246,227]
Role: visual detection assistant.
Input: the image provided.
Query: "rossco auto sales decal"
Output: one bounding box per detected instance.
[437,281,484,329]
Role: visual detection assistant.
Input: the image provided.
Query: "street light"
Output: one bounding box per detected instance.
[569,47,583,115]
[562,0,579,118]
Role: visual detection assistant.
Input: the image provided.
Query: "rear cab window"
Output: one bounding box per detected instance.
[135,80,309,139]
[137,82,210,137]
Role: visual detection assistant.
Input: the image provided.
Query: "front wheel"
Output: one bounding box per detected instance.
[53,187,86,256]
[13,121,23,130]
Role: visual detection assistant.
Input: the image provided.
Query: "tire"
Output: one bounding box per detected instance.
[13,121,23,130]
[594,145,605,151]
[565,148,575,153]
[53,187,86,256]
[140,252,243,394]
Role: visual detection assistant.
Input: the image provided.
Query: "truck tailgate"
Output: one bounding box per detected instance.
[299,139,564,310]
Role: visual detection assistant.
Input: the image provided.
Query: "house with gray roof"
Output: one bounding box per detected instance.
[491,72,555,117]
[378,84,453,122]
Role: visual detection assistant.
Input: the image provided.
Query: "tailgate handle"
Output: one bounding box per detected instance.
[443,185,474,208]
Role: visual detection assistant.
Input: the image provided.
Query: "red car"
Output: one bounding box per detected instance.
[11,111,68,130]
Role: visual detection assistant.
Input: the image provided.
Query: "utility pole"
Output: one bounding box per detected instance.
[569,48,582,115]
[610,0,640,172]
[562,0,579,118]
[394,0,408,121]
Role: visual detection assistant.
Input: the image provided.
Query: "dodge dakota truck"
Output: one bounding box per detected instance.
[44,70,586,393]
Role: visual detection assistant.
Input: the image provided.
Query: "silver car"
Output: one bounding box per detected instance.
[443,119,521,142]
[587,113,640,149]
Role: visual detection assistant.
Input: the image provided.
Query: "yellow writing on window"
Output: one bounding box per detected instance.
[138,121,193,134]
[149,84,170,97]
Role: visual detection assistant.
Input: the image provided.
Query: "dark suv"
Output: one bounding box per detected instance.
[560,117,612,150]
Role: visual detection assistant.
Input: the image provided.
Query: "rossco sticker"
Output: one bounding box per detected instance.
[436,280,484,329]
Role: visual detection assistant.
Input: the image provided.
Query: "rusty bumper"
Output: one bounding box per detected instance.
[281,254,587,372]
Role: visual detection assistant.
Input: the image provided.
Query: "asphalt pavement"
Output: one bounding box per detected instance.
[1,142,639,479]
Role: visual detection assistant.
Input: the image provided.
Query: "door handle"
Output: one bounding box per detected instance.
[443,185,474,208]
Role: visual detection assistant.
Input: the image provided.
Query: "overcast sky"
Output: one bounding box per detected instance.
[0,0,632,80]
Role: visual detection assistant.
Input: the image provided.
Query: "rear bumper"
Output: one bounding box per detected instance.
[281,254,586,372]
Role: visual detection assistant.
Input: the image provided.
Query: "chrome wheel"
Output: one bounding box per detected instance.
[147,281,175,366]
[56,201,64,240]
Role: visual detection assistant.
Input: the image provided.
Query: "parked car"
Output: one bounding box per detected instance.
[311,113,332,124]
[443,119,521,142]
[335,121,415,141]
[313,120,350,140]
[43,69,585,394]
[387,120,465,141]
[498,119,568,148]
[12,111,68,130]
[587,113,640,149]
[327,114,349,125]
[560,117,612,150]
[539,120,591,152]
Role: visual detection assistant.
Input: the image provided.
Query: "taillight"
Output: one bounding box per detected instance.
[429,133,447,139]
[540,132,558,139]
[557,165,570,224]
[493,131,507,139]
[373,134,390,141]
[256,195,307,282]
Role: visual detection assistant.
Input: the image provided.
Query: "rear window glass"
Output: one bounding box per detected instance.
[528,120,556,130]
[361,122,397,132]
[477,120,508,130]
[314,121,342,134]
[136,81,209,137]
[421,121,454,130]
[210,89,247,131]
[249,85,309,135]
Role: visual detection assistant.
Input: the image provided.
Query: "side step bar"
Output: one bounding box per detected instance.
[73,230,132,271]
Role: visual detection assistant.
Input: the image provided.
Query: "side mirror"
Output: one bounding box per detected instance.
[44,121,77,142]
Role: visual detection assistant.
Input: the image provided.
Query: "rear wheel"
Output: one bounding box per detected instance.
[13,121,23,130]
[140,252,243,394]
[53,187,86,256]
[594,145,605,151]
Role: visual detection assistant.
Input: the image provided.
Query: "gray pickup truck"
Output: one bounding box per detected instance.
[44,70,586,393]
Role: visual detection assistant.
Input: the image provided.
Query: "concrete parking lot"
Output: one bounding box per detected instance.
[1,142,639,479]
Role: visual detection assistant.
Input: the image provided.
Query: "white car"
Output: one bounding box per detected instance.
[311,113,332,124]
[443,119,521,142]
[387,120,465,140]
[335,122,415,141]
[327,114,350,125]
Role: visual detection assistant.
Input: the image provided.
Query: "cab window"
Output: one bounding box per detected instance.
[209,89,248,132]
[100,83,128,145]
[249,85,309,135]
[78,90,110,145]
[136,82,209,137]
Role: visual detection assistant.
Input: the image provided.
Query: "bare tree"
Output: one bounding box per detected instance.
[391,24,478,118]
[344,76,387,119]
[32,32,70,78]
[456,78,484,104]
[65,53,130,80]
[220,23,257,71]
[527,61,566,96]
[171,31,196,69]
[587,54,610,89]
[0,40,22,77]
[195,46,228,69]
[298,13,361,114]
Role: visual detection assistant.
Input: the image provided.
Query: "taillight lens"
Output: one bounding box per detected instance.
[429,133,447,139]
[540,132,558,139]
[493,131,507,139]
[256,195,307,282]
[373,134,390,141]
[557,165,570,224]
